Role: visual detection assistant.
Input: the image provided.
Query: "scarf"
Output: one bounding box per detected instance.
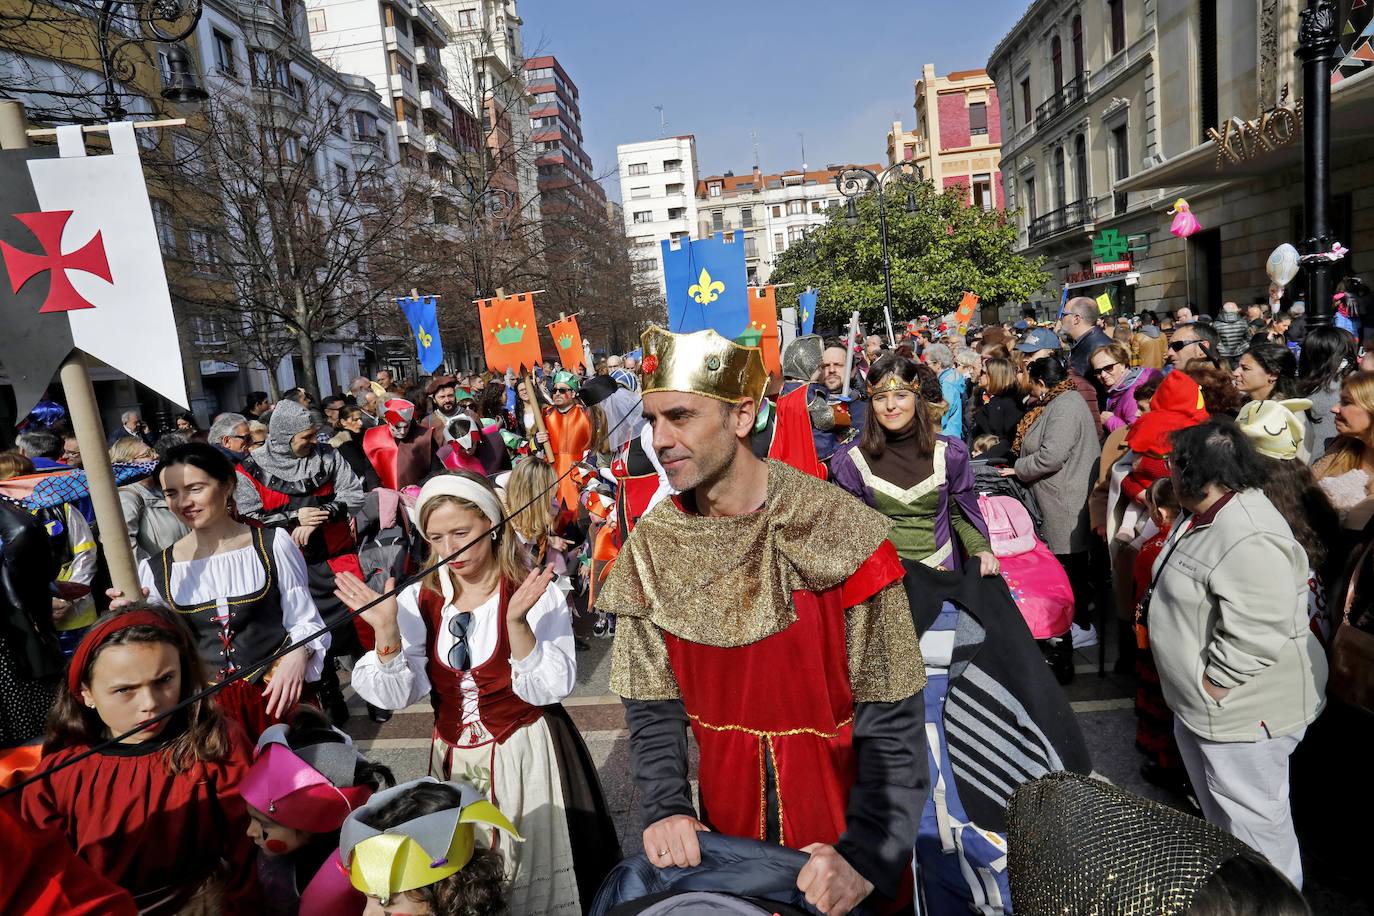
[251,399,329,482]
[1012,379,1076,456]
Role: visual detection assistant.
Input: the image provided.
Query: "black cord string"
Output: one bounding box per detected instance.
[0,392,645,798]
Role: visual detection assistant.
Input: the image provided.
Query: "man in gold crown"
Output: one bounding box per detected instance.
[598,326,928,915]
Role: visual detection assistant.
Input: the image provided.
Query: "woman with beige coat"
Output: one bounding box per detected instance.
[1148,420,1326,890]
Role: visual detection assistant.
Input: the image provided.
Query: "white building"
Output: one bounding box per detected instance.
[695,164,882,284]
[617,135,699,300]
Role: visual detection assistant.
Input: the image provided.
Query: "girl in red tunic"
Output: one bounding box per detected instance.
[21,605,261,914]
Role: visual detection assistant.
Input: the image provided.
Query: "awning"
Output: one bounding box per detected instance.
[1116,65,1374,192]
[1064,272,1138,291]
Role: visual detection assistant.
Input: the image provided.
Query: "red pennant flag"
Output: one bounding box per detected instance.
[954,291,979,331]
[478,293,542,373]
[548,314,586,372]
[741,286,781,375]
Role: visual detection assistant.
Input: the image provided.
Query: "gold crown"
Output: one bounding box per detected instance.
[640,325,768,404]
[870,374,918,394]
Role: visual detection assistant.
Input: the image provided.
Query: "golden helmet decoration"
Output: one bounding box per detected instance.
[639,325,768,405]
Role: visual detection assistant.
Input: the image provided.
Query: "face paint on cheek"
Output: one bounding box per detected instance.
[264,839,291,854]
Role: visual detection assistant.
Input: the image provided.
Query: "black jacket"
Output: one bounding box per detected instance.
[903,562,1091,832]
[0,499,62,682]
[970,393,1025,462]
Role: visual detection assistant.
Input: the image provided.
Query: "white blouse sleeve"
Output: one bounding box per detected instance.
[137,557,165,607]
[270,530,331,681]
[351,583,432,710]
[509,582,577,706]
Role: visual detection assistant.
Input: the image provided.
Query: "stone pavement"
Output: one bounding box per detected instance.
[339,627,1367,914]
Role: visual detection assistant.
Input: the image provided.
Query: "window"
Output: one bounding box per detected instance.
[632,210,653,224]
[787,200,804,215]
[773,232,784,251]
[1020,78,1031,126]
[671,231,689,242]
[457,8,475,27]
[1074,134,1088,204]
[1198,0,1218,143]
[667,207,686,220]
[1072,15,1084,77]
[212,30,236,76]
[740,207,753,227]
[665,183,683,196]
[788,226,805,243]
[747,267,758,284]
[354,110,378,140]
[151,199,176,254]
[969,101,988,136]
[282,135,301,163]
[711,210,724,231]
[1111,124,1130,215]
[634,257,655,274]
[292,78,307,101]
[1051,35,1063,90]
[664,158,682,172]
[627,162,648,176]
[1054,147,1066,209]
[629,185,651,199]
[335,163,349,187]
[1108,0,1125,54]
[972,173,993,211]
[745,236,758,258]
[1024,175,1037,221]
[904,144,914,161]
[811,201,823,213]
[771,205,782,218]
[307,8,326,31]
[187,229,216,267]
[708,182,721,197]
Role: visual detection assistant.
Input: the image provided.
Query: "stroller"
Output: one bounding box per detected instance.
[971,462,1076,684]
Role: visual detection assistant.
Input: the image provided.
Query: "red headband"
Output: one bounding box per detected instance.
[68,609,180,697]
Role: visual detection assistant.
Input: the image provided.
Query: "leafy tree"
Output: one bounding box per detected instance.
[769,179,1047,332]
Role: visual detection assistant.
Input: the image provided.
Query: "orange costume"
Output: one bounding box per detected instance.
[543,403,591,514]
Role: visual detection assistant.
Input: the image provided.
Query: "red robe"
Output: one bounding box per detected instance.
[20,720,261,915]
[0,797,136,916]
[362,424,441,490]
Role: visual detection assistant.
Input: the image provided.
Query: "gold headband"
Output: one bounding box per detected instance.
[870,374,919,394]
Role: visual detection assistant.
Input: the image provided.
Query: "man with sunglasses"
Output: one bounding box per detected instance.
[1060,297,1114,380]
[1166,321,1225,371]
[542,369,592,522]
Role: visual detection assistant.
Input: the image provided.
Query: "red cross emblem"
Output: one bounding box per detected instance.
[0,210,112,313]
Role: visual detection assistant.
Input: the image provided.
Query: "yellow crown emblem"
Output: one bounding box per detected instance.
[640,325,768,404]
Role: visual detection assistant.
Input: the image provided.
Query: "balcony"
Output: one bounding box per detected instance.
[415,45,448,85]
[425,131,457,163]
[1028,198,1096,244]
[420,89,452,122]
[395,120,420,147]
[384,25,413,52]
[388,72,420,106]
[1033,73,1089,131]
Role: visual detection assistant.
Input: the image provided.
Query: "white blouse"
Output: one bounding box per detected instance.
[138,528,330,681]
[351,580,576,723]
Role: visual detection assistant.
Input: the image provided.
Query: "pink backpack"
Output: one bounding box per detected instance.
[977,493,1075,639]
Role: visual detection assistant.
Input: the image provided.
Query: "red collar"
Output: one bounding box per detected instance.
[1187,489,1236,529]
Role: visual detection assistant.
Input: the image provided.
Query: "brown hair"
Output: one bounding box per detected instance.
[418,471,528,598]
[45,603,229,773]
[0,452,36,480]
[1182,361,1244,417]
[1089,342,1132,371]
[982,357,1019,397]
[587,404,610,456]
[860,354,936,460]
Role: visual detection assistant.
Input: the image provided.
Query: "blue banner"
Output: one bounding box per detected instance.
[399,294,444,374]
[798,288,817,336]
[661,232,749,340]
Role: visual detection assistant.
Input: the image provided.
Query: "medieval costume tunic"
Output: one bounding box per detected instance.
[137,527,329,737]
[351,564,619,912]
[235,401,364,663]
[21,719,260,915]
[830,433,991,569]
[600,458,929,905]
[544,401,591,516]
[362,412,445,491]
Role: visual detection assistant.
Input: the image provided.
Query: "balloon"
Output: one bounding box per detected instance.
[1267,243,1300,287]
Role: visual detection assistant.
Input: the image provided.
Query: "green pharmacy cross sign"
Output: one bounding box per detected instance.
[1092,229,1130,262]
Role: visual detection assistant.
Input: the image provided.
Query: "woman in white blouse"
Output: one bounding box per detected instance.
[108,441,329,734]
[334,471,619,915]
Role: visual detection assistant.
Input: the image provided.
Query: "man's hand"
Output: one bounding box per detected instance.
[642,814,709,869]
[796,843,873,916]
[1202,676,1232,704]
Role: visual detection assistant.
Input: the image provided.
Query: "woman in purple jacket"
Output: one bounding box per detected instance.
[1091,342,1162,433]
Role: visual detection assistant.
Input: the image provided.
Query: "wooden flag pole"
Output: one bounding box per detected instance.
[1,101,141,597]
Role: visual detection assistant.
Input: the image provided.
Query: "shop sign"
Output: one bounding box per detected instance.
[1206,96,1304,167]
[1092,260,1133,275]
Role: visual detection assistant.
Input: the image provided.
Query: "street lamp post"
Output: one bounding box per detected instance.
[834,162,924,345]
[94,0,207,120]
[1295,0,1342,329]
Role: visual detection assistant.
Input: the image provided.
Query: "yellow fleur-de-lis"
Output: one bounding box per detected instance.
[416,324,433,348]
[688,267,726,305]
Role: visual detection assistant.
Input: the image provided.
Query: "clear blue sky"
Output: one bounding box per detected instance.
[518,0,1033,201]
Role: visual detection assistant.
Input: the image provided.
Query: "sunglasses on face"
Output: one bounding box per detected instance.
[1093,362,1122,376]
[553,387,574,395]
[1168,340,1196,351]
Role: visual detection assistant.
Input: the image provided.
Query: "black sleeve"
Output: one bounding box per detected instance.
[623,698,696,829]
[834,693,928,901]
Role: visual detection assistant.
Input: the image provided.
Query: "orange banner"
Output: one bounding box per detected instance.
[743,286,781,375]
[954,291,979,331]
[478,293,542,373]
[548,314,586,373]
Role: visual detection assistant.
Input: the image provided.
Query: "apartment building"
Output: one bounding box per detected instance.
[694,164,883,285]
[432,0,539,222]
[523,54,605,212]
[988,0,1161,315]
[617,135,699,300]
[885,65,1003,210]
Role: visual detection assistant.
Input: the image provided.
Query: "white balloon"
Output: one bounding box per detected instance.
[1267,243,1300,287]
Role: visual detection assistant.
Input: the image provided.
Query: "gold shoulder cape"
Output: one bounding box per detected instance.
[600,460,924,702]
